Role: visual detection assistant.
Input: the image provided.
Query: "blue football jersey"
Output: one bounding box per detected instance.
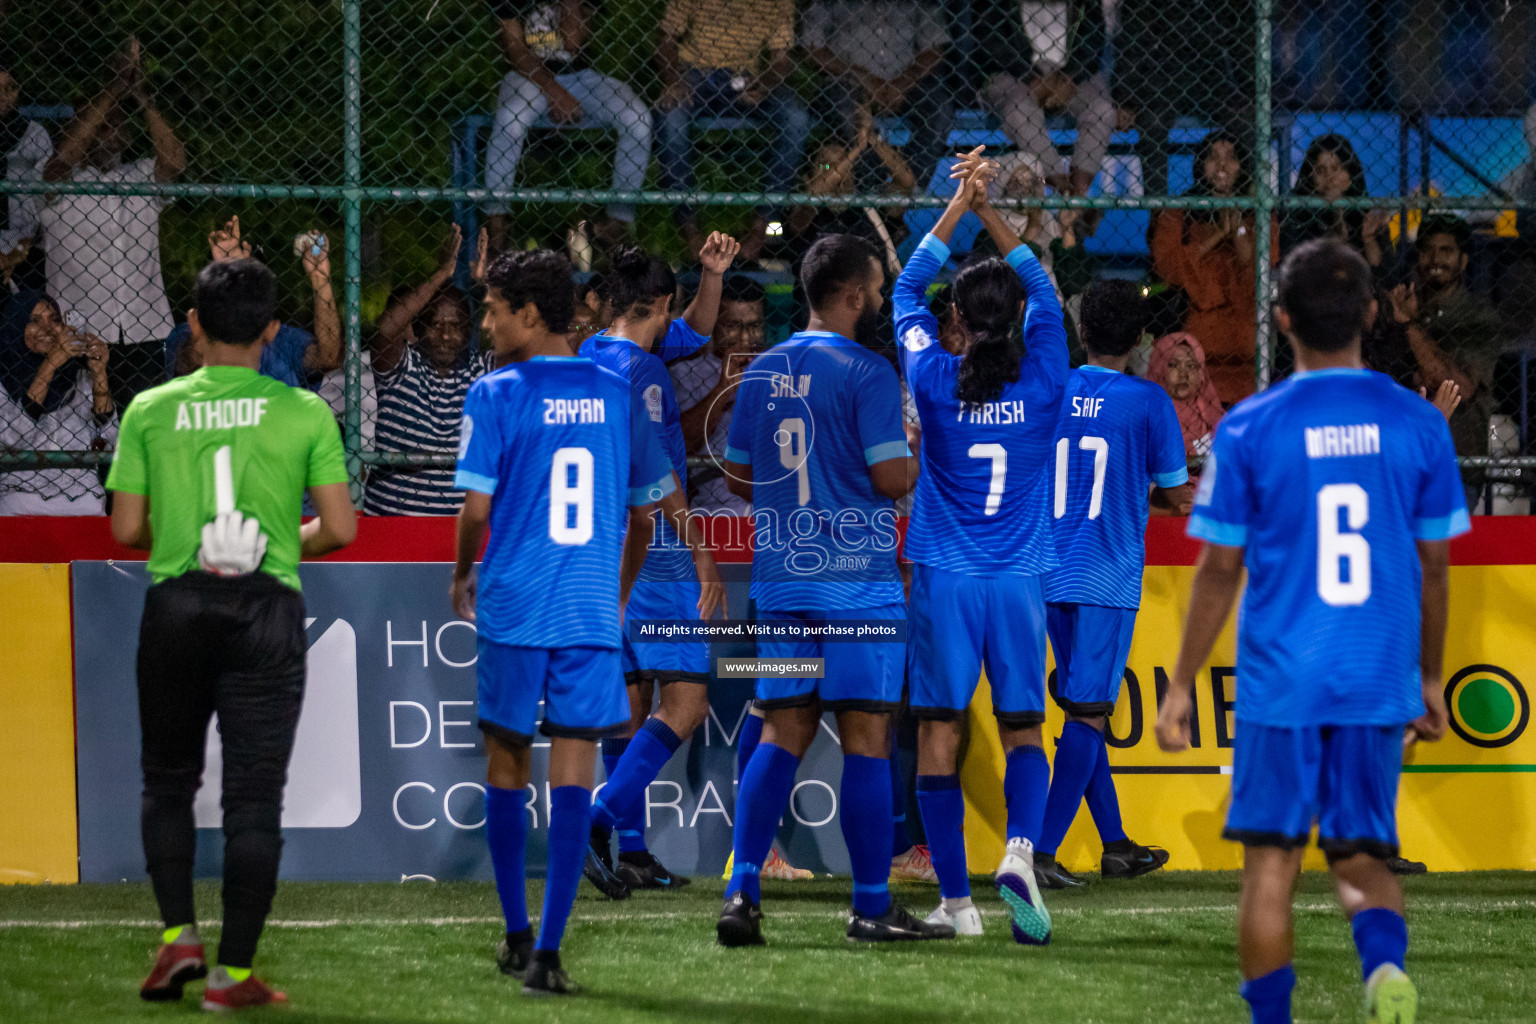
[1045,366,1189,608]
[1189,368,1470,727]
[893,235,1069,576]
[724,331,909,611]
[455,356,676,649]
[578,318,706,582]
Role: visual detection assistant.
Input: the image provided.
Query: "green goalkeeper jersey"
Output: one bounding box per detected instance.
[106,365,349,591]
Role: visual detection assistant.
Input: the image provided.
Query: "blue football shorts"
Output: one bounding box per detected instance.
[1045,602,1139,717]
[622,577,709,684]
[1224,722,1404,861]
[907,563,1047,728]
[477,636,629,746]
[753,604,907,712]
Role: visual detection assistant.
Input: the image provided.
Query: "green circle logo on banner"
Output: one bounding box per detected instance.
[1445,665,1529,748]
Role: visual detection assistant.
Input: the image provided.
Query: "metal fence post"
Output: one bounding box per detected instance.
[1254,0,1275,393]
[342,0,365,505]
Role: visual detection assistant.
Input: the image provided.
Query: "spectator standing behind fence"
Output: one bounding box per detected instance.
[656,0,809,257]
[483,0,652,251]
[802,1,950,191]
[365,226,495,516]
[1387,215,1505,480]
[1115,0,1255,197]
[1279,134,1390,271]
[775,117,913,269]
[0,59,53,292]
[671,273,765,513]
[165,217,342,387]
[975,0,1111,198]
[0,294,116,515]
[40,37,184,410]
[1151,131,1276,406]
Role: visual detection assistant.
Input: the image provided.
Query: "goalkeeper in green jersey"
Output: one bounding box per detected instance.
[106,258,357,1010]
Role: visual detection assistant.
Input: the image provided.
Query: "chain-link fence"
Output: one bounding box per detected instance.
[3,0,1534,514]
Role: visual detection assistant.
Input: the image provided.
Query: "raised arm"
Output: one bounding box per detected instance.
[302,233,342,374]
[135,76,186,183]
[681,232,741,339]
[44,40,137,181]
[372,225,461,374]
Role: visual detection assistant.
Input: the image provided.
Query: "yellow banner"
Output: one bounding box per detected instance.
[962,565,1536,873]
[0,563,79,884]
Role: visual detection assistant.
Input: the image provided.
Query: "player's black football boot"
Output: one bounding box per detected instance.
[1387,855,1428,875]
[716,891,766,947]
[1033,853,1089,890]
[616,851,692,890]
[495,927,534,979]
[847,900,957,942]
[521,951,579,996]
[582,825,631,900]
[1101,839,1171,880]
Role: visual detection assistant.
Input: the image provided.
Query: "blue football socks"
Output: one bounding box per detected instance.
[484,784,529,936]
[1084,732,1128,845]
[841,754,894,918]
[916,774,969,901]
[1352,907,1408,979]
[1003,744,1051,845]
[1239,965,1296,1024]
[737,711,763,781]
[537,785,591,952]
[726,742,800,905]
[1039,721,1103,856]
[592,718,682,853]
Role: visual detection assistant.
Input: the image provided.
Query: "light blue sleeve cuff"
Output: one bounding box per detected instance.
[454,469,498,495]
[1153,467,1191,489]
[1415,507,1472,541]
[629,472,677,506]
[917,233,951,264]
[1004,245,1037,272]
[1188,514,1247,548]
[724,444,751,464]
[864,440,912,466]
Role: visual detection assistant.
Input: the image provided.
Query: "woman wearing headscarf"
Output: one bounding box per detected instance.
[0,294,117,514]
[1146,332,1223,472]
[1280,133,1390,270]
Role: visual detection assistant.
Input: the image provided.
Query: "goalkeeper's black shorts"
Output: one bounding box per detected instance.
[135,570,308,799]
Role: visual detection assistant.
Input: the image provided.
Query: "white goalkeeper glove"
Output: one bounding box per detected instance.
[198,510,269,577]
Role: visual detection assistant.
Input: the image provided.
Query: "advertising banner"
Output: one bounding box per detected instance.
[72,561,854,883]
[0,563,78,884]
[973,565,1536,874]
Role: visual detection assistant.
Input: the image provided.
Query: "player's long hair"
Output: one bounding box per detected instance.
[953,258,1025,406]
[604,245,676,322]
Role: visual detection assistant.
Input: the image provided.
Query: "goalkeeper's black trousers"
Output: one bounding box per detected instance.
[136,571,307,969]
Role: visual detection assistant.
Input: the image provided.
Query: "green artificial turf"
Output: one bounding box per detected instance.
[1,872,1531,1022]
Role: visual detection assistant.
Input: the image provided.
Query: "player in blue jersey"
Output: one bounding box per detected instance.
[714,232,953,946]
[577,236,739,896]
[1033,279,1194,891]
[1156,238,1466,1024]
[451,248,677,997]
[893,151,1068,944]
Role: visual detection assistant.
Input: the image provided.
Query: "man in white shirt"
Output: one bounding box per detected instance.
[41,37,185,408]
[670,273,764,514]
[0,62,54,290]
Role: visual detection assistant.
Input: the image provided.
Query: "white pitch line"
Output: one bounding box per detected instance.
[3,897,1533,931]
